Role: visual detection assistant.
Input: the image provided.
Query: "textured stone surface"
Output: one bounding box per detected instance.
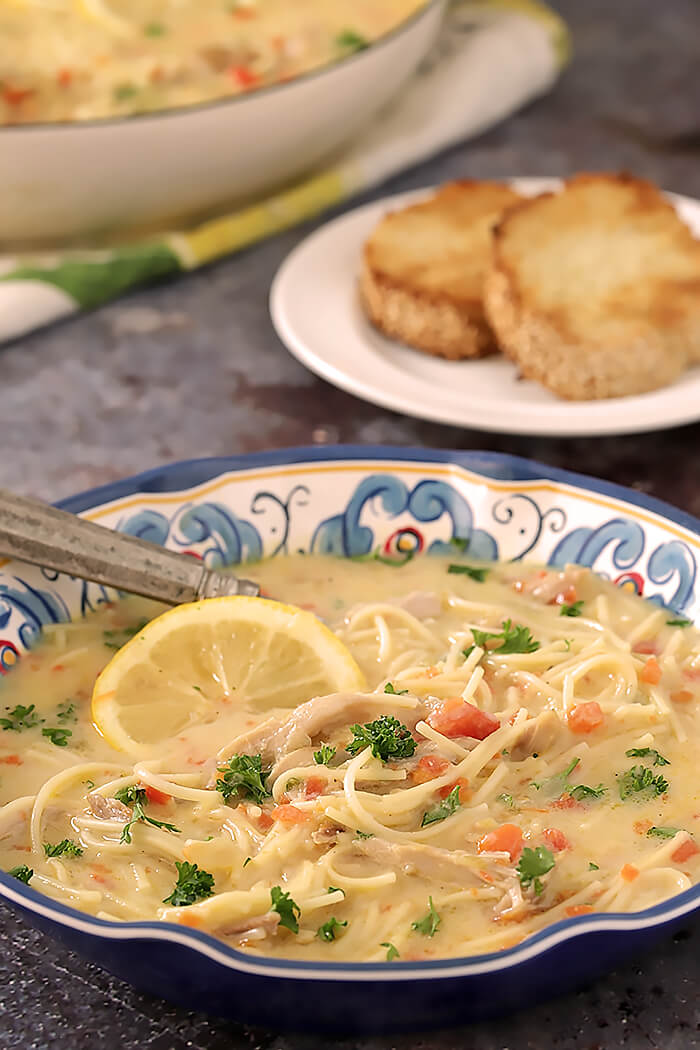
[1,0,699,1046]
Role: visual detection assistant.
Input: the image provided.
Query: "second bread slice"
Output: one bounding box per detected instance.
[359,180,522,360]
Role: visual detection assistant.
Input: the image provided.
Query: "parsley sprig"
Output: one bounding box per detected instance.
[421,785,462,827]
[516,846,555,896]
[43,838,83,858]
[384,682,408,695]
[411,896,441,937]
[381,941,400,961]
[346,715,416,761]
[216,754,271,804]
[532,757,605,802]
[317,917,347,942]
[465,619,540,658]
[0,704,42,732]
[42,727,72,747]
[114,785,147,807]
[447,564,490,582]
[560,600,584,617]
[270,886,301,933]
[162,861,214,906]
[335,28,369,51]
[625,747,670,767]
[120,802,180,845]
[619,765,669,800]
[8,865,33,884]
[647,826,681,839]
[666,617,691,627]
[313,744,336,766]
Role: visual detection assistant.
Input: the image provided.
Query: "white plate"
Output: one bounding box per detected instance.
[270,177,700,437]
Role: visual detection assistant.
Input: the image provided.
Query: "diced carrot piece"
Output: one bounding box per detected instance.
[271,804,309,825]
[543,827,570,852]
[144,785,171,806]
[438,777,470,802]
[568,701,604,734]
[52,664,65,672]
[177,912,202,928]
[672,839,700,864]
[304,776,324,799]
[671,690,693,704]
[550,794,582,811]
[566,905,594,917]
[633,820,652,835]
[231,5,256,17]
[228,65,259,88]
[641,656,662,685]
[620,864,639,882]
[0,754,22,766]
[553,585,578,606]
[257,810,274,831]
[57,69,73,87]
[633,640,658,655]
[427,697,500,740]
[477,823,524,861]
[3,86,34,105]
[411,755,450,784]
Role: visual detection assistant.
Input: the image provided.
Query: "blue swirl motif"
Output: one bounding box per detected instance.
[39,568,115,617]
[0,576,70,649]
[646,540,697,611]
[491,494,567,561]
[549,518,646,573]
[311,475,498,559]
[251,485,311,556]
[117,508,171,546]
[118,501,263,566]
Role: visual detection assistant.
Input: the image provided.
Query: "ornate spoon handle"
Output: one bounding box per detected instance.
[0,489,260,605]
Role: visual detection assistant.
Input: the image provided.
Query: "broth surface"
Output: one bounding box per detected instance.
[0,554,699,963]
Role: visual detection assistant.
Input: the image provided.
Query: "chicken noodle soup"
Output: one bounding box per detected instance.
[0,555,699,962]
[0,0,426,124]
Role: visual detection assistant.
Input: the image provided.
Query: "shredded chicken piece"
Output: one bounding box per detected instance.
[393,591,442,620]
[87,792,131,822]
[311,823,346,845]
[218,691,425,764]
[224,911,280,944]
[514,566,584,604]
[270,747,317,782]
[509,710,564,761]
[351,836,490,887]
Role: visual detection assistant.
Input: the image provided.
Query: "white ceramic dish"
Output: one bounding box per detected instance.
[270,177,700,437]
[0,2,445,246]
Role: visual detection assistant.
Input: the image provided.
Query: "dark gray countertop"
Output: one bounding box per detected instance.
[1,0,699,1046]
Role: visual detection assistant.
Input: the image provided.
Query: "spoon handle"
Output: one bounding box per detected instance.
[0,489,260,605]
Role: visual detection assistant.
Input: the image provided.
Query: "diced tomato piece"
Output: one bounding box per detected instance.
[438,777,470,802]
[52,664,65,672]
[672,839,700,864]
[640,656,662,685]
[633,820,652,835]
[477,823,523,861]
[0,754,22,765]
[177,912,202,928]
[304,776,324,799]
[568,701,604,734]
[228,65,259,88]
[3,86,34,105]
[231,5,256,17]
[670,689,693,704]
[552,585,578,606]
[427,697,500,740]
[411,755,450,784]
[257,810,274,831]
[684,666,700,681]
[566,904,594,917]
[543,827,570,852]
[57,69,72,87]
[620,863,639,882]
[550,794,582,811]
[271,804,309,825]
[633,640,658,655]
[144,785,171,806]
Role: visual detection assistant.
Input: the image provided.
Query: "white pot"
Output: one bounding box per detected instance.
[1,1,446,246]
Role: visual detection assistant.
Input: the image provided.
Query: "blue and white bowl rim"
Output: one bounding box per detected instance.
[1,444,698,983]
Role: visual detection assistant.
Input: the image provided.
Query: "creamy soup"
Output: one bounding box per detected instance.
[0,555,699,963]
[0,0,425,124]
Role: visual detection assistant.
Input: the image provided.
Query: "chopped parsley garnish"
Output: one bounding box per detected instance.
[317,917,347,942]
[162,861,214,907]
[327,886,343,895]
[84,779,95,790]
[120,802,180,845]
[216,753,271,804]
[42,727,72,747]
[144,21,166,35]
[0,704,42,732]
[516,846,555,895]
[56,701,77,723]
[354,829,373,839]
[625,747,670,767]
[114,785,147,807]
[346,715,416,761]
[666,617,691,627]
[8,865,33,884]
[647,826,681,839]
[113,83,138,101]
[618,765,669,801]
[421,785,461,827]
[313,743,336,765]
[588,862,600,871]
[381,941,399,961]
[384,682,408,695]
[560,600,584,617]
[447,564,490,582]
[569,783,606,802]
[103,618,150,650]
[335,28,369,52]
[468,619,540,656]
[411,896,441,937]
[533,758,605,803]
[242,856,252,867]
[496,792,515,808]
[270,886,300,933]
[43,838,83,858]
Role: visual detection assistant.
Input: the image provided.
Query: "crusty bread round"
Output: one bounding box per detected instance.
[359,180,522,360]
[484,173,700,400]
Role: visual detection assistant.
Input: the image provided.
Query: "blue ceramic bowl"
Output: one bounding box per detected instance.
[0,446,698,1032]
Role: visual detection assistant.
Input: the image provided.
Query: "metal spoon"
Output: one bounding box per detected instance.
[0,489,260,604]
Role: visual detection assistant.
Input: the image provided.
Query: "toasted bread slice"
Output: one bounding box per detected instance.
[359,180,522,359]
[484,173,700,400]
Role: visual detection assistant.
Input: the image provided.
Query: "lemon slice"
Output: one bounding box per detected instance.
[92,596,366,757]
